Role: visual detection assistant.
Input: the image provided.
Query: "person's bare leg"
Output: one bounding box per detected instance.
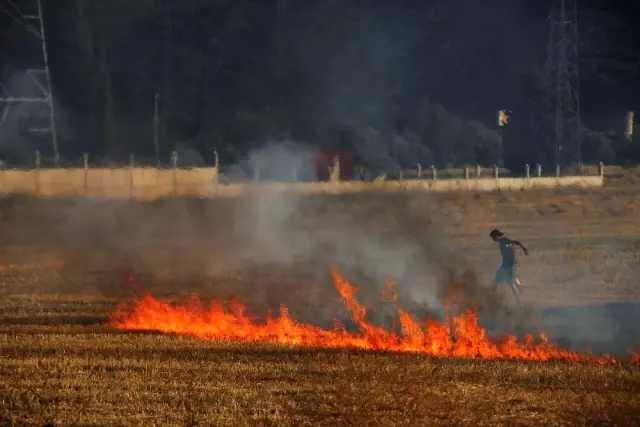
[509,280,522,307]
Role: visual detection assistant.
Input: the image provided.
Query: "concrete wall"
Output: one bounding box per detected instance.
[0,167,219,200]
[0,167,603,199]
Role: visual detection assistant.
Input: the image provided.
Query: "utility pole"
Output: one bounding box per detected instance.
[275,0,287,60]
[0,0,59,165]
[625,111,634,142]
[153,93,160,164]
[545,0,581,167]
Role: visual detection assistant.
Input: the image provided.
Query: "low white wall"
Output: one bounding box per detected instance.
[0,167,604,199]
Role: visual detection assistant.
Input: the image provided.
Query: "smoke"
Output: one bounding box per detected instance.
[0,69,76,165]
[0,71,41,163]
[0,140,469,328]
[12,140,635,357]
[519,235,640,357]
[2,144,639,357]
[229,141,463,322]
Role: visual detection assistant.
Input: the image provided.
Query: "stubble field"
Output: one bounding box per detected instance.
[1,181,640,426]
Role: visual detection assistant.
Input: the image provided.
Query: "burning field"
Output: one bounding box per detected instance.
[110,267,638,364]
[2,190,640,425]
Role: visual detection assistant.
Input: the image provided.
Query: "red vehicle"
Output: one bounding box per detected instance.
[309,148,355,181]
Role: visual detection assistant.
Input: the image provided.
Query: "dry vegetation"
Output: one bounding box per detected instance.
[2,185,640,425]
[3,321,639,426]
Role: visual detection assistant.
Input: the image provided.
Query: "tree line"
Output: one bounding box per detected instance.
[0,0,638,169]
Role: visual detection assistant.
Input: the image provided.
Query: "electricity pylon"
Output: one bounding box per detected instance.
[0,0,59,165]
[545,0,581,166]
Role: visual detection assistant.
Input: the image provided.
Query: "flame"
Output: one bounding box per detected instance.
[109,266,635,364]
[380,277,398,303]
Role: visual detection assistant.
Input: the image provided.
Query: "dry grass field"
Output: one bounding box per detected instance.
[2,183,640,425]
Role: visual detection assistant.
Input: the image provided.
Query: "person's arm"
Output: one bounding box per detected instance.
[506,238,529,255]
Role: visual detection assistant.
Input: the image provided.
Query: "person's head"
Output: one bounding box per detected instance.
[489,229,504,242]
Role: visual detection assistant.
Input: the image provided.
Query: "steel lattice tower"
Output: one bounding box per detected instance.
[0,0,59,165]
[545,0,581,166]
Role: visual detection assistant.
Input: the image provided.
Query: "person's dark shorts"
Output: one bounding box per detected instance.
[494,264,517,285]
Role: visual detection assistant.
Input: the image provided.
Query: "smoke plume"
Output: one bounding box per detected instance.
[0,141,475,327]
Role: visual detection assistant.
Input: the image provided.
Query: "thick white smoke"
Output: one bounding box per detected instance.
[231,141,455,320]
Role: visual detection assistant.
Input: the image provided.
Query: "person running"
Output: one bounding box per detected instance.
[489,229,529,306]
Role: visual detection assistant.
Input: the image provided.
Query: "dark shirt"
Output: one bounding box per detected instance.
[499,238,517,267]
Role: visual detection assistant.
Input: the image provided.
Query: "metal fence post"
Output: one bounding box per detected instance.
[129,154,135,198]
[329,156,340,182]
[171,150,178,196]
[35,150,41,194]
[83,152,89,196]
[213,149,219,187]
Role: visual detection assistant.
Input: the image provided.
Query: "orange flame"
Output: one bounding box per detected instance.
[109,266,635,364]
[380,277,398,303]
